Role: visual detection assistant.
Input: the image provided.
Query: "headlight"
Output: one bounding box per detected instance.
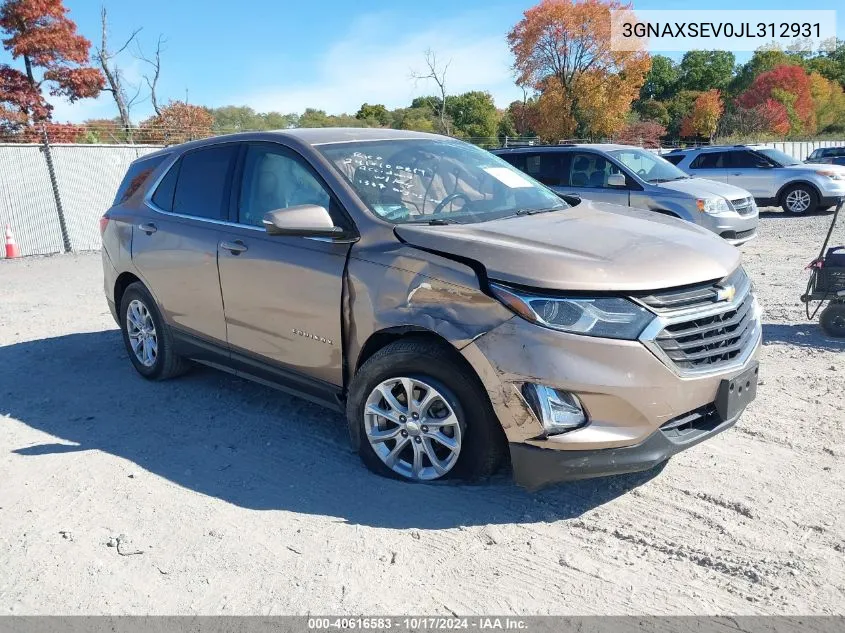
[815,170,845,180]
[490,283,654,340]
[696,197,731,214]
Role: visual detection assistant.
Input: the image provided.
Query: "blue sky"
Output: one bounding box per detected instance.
[7,0,845,122]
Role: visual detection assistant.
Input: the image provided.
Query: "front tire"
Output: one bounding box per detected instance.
[346,339,506,482]
[820,303,845,338]
[781,184,818,214]
[119,282,189,380]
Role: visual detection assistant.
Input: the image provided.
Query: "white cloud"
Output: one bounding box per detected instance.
[233,10,523,114]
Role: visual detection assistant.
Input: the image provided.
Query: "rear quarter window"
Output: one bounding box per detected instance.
[662,154,685,165]
[113,154,168,205]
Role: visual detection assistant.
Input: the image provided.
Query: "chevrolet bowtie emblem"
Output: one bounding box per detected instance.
[716,284,736,302]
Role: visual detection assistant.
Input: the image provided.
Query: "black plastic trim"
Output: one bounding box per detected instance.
[509,410,741,490]
[171,329,344,412]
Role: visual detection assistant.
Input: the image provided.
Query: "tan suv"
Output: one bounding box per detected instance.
[101,129,761,488]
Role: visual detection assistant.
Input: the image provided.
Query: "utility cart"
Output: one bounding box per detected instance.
[802,197,845,338]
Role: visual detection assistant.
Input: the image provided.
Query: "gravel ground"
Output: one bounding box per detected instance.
[0,209,843,615]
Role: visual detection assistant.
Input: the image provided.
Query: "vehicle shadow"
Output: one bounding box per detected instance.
[762,322,845,351]
[1,331,662,529]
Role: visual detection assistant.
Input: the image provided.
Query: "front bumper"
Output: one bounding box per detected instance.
[510,407,739,489]
[695,210,758,245]
[461,313,761,488]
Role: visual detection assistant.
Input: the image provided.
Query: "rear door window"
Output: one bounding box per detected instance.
[171,145,238,221]
[689,152,726,169]
[569,152,622,188]
[729,151,768,168]
[519,153,567,186]
[113,154,167,205]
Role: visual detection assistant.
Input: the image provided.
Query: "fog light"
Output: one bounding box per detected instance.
[521,384,587,436]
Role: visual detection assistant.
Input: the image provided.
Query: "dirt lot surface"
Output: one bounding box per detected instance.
[0,209,843,615]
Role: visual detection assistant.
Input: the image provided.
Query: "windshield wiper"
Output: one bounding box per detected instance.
[649,176,689,183]
[407,217,455,225]
[516,206,565,216]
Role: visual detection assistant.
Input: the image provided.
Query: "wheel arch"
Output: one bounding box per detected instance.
[348,326,505,454]
[776,180,822,205]
[114,272,143,321]
[354,326,460,375]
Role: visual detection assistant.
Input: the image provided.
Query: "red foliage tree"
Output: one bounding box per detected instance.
[735,65,814,135]
[754,99,791,136]
[138,101,215,144]
[0,0,104,133]
[615,121,666,148]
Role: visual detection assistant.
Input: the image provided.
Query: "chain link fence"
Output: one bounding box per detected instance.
[2,132,844,258]
[0,142,163,257]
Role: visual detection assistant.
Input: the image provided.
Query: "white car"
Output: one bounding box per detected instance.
[664,145,845,214]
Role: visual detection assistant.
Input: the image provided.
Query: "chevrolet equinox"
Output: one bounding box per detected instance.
[101,129,762,488]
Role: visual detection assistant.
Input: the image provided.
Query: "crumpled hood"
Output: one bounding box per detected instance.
[657,177,753,200]
[394,199,741,292]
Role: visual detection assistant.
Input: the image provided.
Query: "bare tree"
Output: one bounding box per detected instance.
[96,7,142,140]
[412,49,451,135]
[137,35,166,116]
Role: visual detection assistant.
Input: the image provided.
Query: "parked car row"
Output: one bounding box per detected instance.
[102,129,762,489]
[493,144,759,245]
[664,145,845,215]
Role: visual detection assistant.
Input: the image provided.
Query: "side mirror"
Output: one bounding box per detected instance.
[607,173,627,188]
[263,205,345,237]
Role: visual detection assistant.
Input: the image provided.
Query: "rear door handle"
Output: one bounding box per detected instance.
[220,240,247,254]
[138,222,157,235]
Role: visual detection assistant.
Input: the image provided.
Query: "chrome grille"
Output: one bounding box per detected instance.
[639,268,760,374]
[730,196,756,216]
[655,293,756,370]
[638,267,748,312]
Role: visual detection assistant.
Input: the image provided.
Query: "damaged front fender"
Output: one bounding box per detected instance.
[344,246,514,376]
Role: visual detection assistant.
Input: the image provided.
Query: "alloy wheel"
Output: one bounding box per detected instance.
[126,299,158,367]
[785,189,812,213]
[364,377,462,481]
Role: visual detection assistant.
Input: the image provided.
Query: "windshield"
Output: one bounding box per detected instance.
[756,148,801,166]
[318,139,567,224]
[608,148,689,183]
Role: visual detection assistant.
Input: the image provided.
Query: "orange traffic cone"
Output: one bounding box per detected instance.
[5,224,21,259]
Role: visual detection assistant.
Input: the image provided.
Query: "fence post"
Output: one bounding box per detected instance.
[40,126,72,253]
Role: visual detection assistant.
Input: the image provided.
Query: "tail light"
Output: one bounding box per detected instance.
[99,216,109,236]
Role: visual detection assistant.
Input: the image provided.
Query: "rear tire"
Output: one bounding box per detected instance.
[347,338,506,482]
[119,282,189,380]
[781,184,818,214]
[820,303,845,338]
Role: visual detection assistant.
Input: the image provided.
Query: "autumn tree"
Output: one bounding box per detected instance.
[736,65,815,135]
[809,72,845,134]
[680,89,724,140]
[507,0,650,141]
[138,100,213,144]
[615,121,666,148]
[0,0,104,132]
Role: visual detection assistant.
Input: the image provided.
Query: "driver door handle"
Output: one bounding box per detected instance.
[138,222,157,235]
[220,240,247,254]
